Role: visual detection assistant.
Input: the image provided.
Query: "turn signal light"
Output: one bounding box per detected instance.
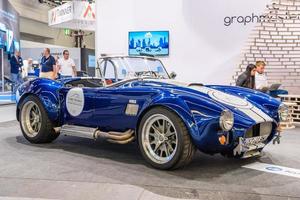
[219,135,227,145]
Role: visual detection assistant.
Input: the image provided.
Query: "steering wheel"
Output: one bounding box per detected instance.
[135,71,159,78]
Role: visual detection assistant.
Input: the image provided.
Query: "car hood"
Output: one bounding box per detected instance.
[128,79,278,127]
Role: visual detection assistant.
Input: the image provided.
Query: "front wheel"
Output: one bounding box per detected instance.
[138,107,196,169]
[19,95,60,143]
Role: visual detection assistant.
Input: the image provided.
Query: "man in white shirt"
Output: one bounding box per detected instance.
[255,60,288,97]
[255,61,268,90]
[57,50,76,77]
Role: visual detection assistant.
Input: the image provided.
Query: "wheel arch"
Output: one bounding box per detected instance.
[136,102,199,142]
[17,91,60,125]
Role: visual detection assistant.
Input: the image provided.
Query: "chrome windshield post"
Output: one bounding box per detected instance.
[96,58,106,87]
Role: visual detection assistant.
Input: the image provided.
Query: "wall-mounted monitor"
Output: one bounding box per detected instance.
[0,30,6,49]
[88,55,95,68]
[128,31,169,56]
[6,30,14,53]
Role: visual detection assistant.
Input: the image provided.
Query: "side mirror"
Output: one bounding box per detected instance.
[169,71,177,79]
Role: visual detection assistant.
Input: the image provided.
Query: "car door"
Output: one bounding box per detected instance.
[59,86,97,127]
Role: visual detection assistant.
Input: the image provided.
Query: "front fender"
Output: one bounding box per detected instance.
[137,92,201,145]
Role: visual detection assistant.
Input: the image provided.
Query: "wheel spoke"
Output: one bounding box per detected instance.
[31,120,37,127]
[162,120,166,133]
[165,130,175,138]
[31,111,37,119]
[164,143,170,157]
[153,141,162,152]
[160,147,164,157]
[37,122,41,132]
[151,124,161,135]
[166,141,174,153]
[149,132,156,138]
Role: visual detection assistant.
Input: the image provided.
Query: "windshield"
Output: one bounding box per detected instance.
[101,57,170,80]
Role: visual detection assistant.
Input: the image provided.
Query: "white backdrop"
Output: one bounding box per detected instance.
[95,0,270,84]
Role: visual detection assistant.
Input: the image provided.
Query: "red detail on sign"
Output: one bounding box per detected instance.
[83,4,95,19]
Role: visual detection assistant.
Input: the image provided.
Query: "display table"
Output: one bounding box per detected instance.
[278,95,299,129]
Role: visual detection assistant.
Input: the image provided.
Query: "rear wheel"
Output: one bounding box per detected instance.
[138,107,195,169]
[19,95,60,143]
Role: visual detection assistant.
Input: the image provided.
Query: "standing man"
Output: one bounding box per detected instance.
[57,50,76,78]
[10,50,23,93]
[40,48,56,80]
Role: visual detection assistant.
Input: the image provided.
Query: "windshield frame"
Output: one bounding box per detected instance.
[97,56,170,82]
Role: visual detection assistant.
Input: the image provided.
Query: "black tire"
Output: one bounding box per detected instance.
[19,95,60,144]
[138,107,196,170]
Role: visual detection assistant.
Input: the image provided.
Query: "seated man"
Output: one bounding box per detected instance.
[255,61,288,97]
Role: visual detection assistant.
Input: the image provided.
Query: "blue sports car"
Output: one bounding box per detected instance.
[16,56,287,169]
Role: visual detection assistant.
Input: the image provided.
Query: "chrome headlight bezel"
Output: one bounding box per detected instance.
[278,103,289,122]
[219,110,234,131]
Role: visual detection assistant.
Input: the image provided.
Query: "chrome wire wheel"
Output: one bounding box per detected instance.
[141,114,178,164]
[21,101,42,138]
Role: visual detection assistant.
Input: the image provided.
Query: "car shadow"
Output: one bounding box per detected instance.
[11,134,277,199]
[14,134,276,176]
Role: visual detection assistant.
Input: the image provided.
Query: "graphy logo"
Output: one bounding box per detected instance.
[224,3,300,26]
[224,13,265,26]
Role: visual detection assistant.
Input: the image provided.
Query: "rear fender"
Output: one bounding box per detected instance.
[17,79,62,123]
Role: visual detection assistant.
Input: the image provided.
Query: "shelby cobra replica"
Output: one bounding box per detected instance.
[16,56,287,169]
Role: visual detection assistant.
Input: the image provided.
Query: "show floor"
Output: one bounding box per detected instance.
[0,105,300,200]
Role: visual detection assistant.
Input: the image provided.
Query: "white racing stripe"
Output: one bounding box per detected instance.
[251,105,274,122]
[189,85,272,123]
[152,79,274,123]
[243,162,300,179]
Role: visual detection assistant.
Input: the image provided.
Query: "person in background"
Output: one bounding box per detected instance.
[255,61,268,91]
[57,50,76,78]
[255,61,288,97]
[10,50,23,93]
[236,64,256,89]
[40,48,56,80]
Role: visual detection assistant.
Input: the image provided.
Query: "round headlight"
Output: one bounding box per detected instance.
[278,104,289,122]
[219,110,234,131]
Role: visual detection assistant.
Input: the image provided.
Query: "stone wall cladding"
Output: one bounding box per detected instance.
[233,0,300,94]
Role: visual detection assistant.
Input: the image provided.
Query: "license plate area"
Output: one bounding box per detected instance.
[242,135,268,146]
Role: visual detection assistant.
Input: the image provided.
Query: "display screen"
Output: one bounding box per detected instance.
[0,30,6,48]
[0,1,20,54]
[6,30,14,53]
[88,55,95,67]
[128,31,169,56]
[13,40,19,51]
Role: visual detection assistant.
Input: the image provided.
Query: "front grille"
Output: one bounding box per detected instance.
[244,122,273,138]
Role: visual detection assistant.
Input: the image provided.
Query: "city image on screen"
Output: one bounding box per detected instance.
[128,31,169,56]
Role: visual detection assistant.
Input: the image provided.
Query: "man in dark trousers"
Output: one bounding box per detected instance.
[10,50,23,93]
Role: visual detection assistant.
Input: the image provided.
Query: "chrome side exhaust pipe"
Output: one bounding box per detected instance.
[94,130,134,144]
[60,125,134,144]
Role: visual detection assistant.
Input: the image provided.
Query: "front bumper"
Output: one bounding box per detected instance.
[233,136,268,158]
[233,123,281,158]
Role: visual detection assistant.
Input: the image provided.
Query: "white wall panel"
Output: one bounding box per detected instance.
[96,0,270,84]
